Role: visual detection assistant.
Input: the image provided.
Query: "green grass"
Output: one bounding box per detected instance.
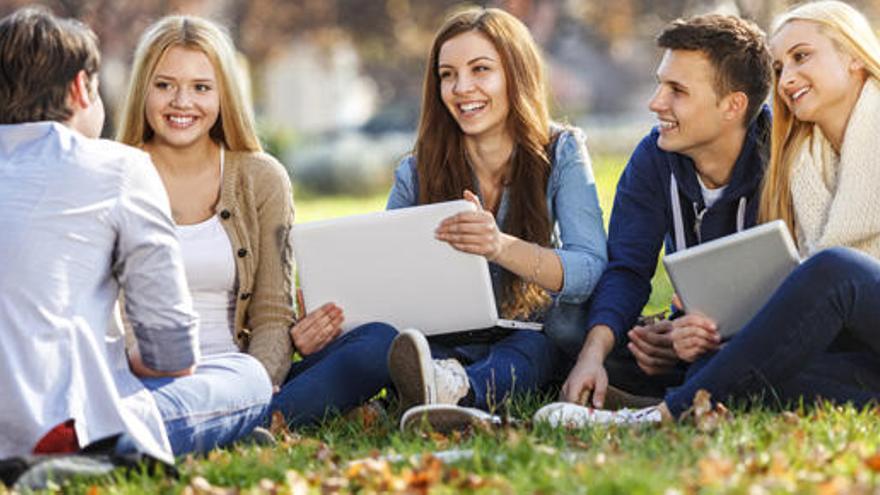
[32,156,880,494]
[48,403,880,494]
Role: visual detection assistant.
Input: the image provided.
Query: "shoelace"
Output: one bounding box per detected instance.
[433,359,469,403]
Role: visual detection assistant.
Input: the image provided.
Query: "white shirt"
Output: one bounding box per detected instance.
[177,216,238,356]
[0,122,198,464]
[697,174,728,209]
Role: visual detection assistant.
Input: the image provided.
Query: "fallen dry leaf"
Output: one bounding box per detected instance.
[320,476,348,495]
[404,454,444,495]
[681,389,731,432]
[315,442,338,465]
[863,452,880,472]
[817,476,853,495]
[269,411,293,443]
[781,411,800,425]
[285,470,309,495]
[697,452,734,486]
[344,401,386,431]
[182,476,237,495]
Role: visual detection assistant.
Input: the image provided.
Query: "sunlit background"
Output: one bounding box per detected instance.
[2,0,878,198]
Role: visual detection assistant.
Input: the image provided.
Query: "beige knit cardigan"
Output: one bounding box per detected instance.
[217,150,296,385]
[122,151,295,385]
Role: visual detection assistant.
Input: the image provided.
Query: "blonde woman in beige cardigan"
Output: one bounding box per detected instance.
[119,16,397,428]
[537,1,880,426]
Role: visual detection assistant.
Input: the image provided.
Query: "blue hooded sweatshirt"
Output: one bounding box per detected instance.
[587,105,771,349]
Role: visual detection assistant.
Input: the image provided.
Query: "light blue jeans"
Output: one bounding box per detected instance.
[122,352,272,456]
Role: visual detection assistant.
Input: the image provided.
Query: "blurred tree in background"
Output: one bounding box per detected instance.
[2,0,878,193]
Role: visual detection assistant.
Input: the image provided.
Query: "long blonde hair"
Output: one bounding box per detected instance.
[759,1,880,236]
[117,15,260,152]
[416,7,552,319]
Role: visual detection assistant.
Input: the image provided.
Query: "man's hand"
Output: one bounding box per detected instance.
[561,325,615,407]
[627,320,679,375]
[561,353,609,407]
[670,314,721,362]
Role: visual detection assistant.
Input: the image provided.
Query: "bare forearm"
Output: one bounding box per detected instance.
[493,234,564,292]
[578,324,615,363]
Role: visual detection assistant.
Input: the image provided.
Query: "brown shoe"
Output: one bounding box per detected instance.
[603,385,662,410]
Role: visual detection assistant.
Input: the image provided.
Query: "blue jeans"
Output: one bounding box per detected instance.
[270,322,397,427]
[121,352,272,457]
[428,328,560,411]
[665,248,880,416]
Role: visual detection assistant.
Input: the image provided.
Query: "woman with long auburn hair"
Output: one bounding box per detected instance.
[536,0,880,427]
[118,15,398,431]
[386,7,607,421]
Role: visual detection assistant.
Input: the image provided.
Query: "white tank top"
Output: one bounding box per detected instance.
[176,215,238,356]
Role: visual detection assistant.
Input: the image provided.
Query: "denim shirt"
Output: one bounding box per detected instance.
[386,127,607,312]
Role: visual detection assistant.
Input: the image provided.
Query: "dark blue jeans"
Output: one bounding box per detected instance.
[269,322,397,427]
[428,328,560,411]
[543,298,590,359]
[665,247,880,416]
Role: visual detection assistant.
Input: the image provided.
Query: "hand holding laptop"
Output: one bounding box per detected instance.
[434,189,507,261]
[669,313,722,362]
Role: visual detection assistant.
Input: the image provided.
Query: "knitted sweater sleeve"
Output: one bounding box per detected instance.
[245,155,296,385]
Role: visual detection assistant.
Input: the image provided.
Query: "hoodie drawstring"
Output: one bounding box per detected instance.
[670,172,748,252]
[670,173,687,252]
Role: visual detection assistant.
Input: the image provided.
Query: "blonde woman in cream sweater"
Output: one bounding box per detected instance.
[537,0,880,426]
[119,16,397,429]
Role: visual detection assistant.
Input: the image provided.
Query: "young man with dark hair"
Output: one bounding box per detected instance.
[559,14,773,409]
[0,7,271,463]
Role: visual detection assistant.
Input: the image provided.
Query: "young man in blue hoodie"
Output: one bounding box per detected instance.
[561,14,774,407]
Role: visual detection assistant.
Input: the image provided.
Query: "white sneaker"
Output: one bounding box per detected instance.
[400,404,501,433]
[388,329,436,410]
[388,329,470,410]
[433,358,469,405]
[533,402,662,428]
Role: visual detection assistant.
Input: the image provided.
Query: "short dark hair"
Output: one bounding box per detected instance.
[658,14,772,126]
[0,7,100,124]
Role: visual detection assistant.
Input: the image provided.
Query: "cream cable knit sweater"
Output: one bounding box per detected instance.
[790,77,880,259]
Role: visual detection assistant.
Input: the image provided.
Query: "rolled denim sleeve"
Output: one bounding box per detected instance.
[112,156,199,372]
[386,156,418,210]
[550,129,608,303]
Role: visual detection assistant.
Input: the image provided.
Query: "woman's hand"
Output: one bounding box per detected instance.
[290,289,344,356]
[435,190,511,261]
[670,313,721,362]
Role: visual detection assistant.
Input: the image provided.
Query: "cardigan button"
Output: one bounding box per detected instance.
[219,209,231,220]
[240,292,251,301]
[237,248,248,258]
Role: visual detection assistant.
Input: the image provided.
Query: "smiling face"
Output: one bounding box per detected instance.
[771,20,865,134]
[647,49,738,159]
[145,45,220,150]
[438,30,510,142]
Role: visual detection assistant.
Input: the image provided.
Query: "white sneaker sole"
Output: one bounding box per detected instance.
[388,328,436,410]
[400,404,500,433]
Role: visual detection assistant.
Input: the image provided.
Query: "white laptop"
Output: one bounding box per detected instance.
[291,200,543,335]
[662,220,801,338]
